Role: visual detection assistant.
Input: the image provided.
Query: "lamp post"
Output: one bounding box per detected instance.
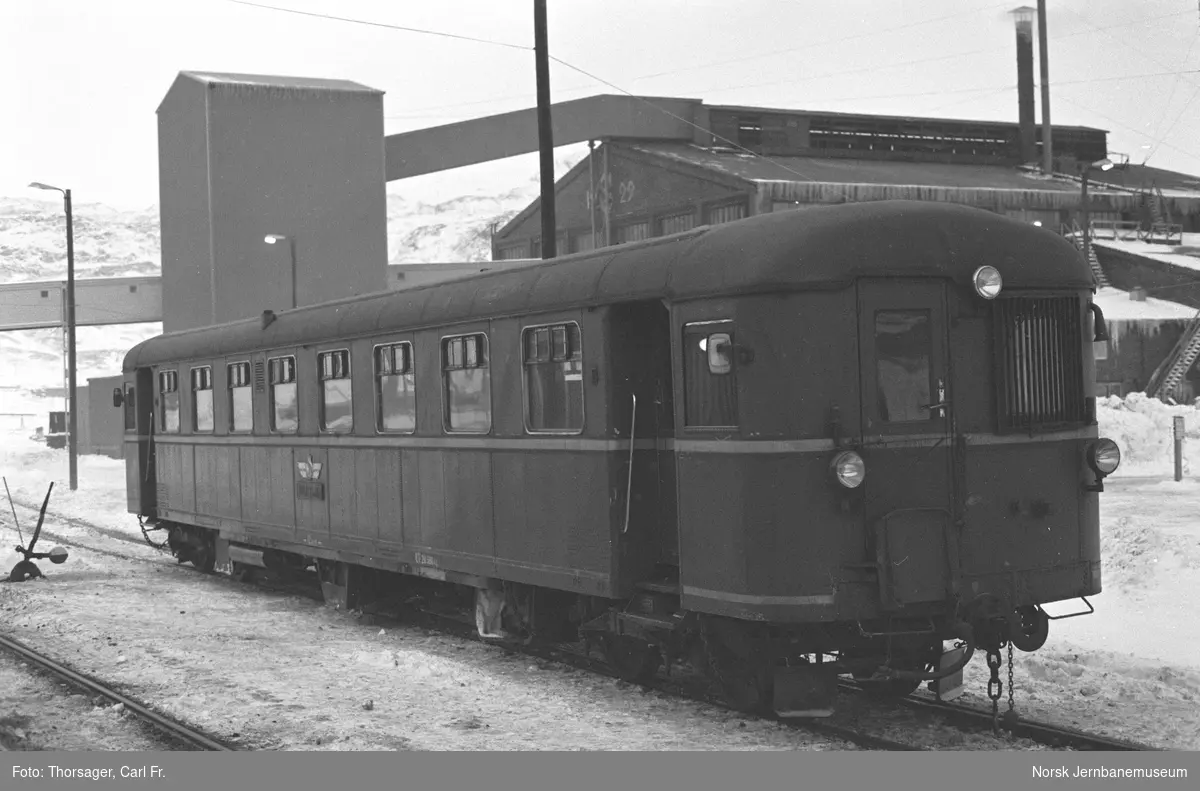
[264,234,297,309]
[29,181,77,491]
[1079,158,1114,282]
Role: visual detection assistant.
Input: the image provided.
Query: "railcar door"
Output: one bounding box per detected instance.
[132,367,157,516]
[857,279,959,610]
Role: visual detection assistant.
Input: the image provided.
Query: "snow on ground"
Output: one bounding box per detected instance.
[0,394,1198,749]
[1093,237,1200,272]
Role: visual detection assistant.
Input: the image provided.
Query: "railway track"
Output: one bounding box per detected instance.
[0,633,235,751]
[852,683,1157,752]
[0,500,1162,752]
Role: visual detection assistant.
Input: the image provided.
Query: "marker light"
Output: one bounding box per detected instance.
[831,450,866,489]
[973,266,1003,299]
[1087,438,1121,477]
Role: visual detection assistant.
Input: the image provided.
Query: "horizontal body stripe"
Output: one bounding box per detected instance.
[682,585,836,606]
[128,425,1097,453]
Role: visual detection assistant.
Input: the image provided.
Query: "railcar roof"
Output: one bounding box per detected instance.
[124,200,1091,369]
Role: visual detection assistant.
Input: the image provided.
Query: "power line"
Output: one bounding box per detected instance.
[701,9,1199,98]
[227,0,530,51]
[1054,92,1198,165]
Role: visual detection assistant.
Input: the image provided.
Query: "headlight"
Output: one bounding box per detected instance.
[1087,438,1121,476]
[831,450,866,489]
[973,266,1003,299]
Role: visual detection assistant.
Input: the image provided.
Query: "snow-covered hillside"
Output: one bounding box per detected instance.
[0,147,587,405]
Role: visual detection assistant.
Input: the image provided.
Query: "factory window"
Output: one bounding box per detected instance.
[496,243,527,260]
[375,342,416,434]
[228,361,253,433]
[615,221,650,244]
[268,356,298,433]
[442,333,491,433]
[707,202,746,225]
[659,212,696,236]
[191,366,214,433]
[158,370,179,434]
[570,231,596,253]
[318,350,353,433]
[123,384,136,432]
[523,322,584,433]
[683,321,738,428]
[736,116,763,148]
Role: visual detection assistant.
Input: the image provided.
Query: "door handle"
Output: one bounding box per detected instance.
[922,378,948,417]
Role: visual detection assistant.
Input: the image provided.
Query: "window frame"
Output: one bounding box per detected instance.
[267,354,298,435]
[681,319,739,430]
[372,340,417,435]
[123,383,137,433]
[157,369,179,434]
[190,365,214,434]
[440,331,492,435]
[521,320,585,436]
[227,360,254,434]
[317,348,354,434]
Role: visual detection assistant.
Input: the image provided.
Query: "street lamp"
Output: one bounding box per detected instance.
[263,234,297,309]
[1079,158,1115,286]
[29,181,78,491]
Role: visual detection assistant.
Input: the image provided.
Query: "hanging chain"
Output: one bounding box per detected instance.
[986,648,1003,736]
[1001,640,1019,731]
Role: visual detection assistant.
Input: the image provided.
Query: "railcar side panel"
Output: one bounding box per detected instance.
[157,442,195,515]
[371,449,404,545]
[399,449,422,545]
[294,446,331,539]
[328,447,369,541]
[415,450,447,548]
[193,443,240,520]
[238,445,296,530]
[492,450,614,589]
[441,450,496,560]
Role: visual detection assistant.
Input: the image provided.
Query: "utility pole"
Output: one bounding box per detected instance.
[534,0,556,259]
[29,182,77,491]
[1037,0,1053,174]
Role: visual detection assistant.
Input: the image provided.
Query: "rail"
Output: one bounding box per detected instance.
[0,633,236,750]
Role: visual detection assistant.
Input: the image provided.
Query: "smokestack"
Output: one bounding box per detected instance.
[1012,7,1037,164]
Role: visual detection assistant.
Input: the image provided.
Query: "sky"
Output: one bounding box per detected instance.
[2,0,1200,210]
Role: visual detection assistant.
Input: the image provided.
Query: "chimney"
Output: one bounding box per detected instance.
[1130,287,1147,302]
[1012,7,1038,165]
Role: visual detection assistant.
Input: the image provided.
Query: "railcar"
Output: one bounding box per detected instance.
[119,200,1120,716]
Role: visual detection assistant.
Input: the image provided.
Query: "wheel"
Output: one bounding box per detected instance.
[848,637,938,700]
[1009,606,1049,652]
[603,634,662,684]
[190,543,215,573]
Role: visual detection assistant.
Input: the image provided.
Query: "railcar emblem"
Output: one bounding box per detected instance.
[297,454,323,481]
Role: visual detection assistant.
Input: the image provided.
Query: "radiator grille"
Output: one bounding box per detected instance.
[994,296,1086,432]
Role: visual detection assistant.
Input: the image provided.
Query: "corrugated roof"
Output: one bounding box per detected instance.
[178,71,382,95]
[630,143,1093,192]
[704,103,1107,134]
[124,201,1089,369]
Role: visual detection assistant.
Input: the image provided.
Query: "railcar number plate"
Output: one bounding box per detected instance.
[296,481,325,501]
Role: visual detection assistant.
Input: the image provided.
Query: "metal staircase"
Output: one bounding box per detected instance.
[1147,311,1200,400]
[1139,182,1184,245]
[1063,222,1110,288]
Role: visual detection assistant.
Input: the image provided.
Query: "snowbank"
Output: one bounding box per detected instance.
[1096,392,1199,477]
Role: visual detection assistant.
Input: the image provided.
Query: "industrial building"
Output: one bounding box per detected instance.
[488,101,1200,262]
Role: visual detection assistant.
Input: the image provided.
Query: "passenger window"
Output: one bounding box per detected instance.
[683,322,738,427]
[375,343,416,433]
[191,366,214,433]
[123,384,136,432]
[318,350,353,433]
[228,362,253,433]
[443,333,491,433]
[875,310,933,423]
[523,323,584,433]
[158,370,179,434]
[268,356,298,433]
